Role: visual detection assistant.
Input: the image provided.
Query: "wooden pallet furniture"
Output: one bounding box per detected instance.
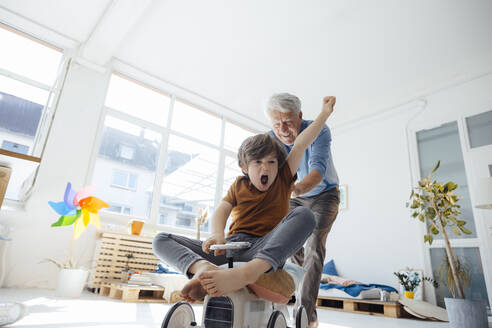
[88,232,159,290]
[316,295,403,318]
[99,282,166,303]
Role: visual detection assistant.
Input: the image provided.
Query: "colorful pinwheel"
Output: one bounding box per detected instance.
[49,182,109,239]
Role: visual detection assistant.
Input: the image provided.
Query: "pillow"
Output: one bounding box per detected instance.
[322,259,338,276]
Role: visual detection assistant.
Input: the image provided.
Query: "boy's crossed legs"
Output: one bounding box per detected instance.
[152,206,315,301]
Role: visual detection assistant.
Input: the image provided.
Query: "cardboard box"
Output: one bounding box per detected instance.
[0,166,12,208]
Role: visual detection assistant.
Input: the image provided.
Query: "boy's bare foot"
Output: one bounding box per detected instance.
[199,266,255,297]
[180,279,207,302]
[180,262,220,302]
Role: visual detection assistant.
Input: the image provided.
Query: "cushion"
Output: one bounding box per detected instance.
[322,259,338,276]
[320,273,330,283]
[247,269,295,304]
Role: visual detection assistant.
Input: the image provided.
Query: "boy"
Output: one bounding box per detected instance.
[153,96,336,302]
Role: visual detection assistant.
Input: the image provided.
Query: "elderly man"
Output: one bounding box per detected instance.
[267,93,340,328]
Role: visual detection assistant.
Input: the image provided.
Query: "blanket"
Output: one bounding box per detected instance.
[320,283,398,297]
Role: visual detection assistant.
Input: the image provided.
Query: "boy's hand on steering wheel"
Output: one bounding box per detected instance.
[202,234,227,255]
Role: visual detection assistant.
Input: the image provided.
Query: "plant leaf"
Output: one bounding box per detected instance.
[459,226,472,234]
[452,227,462,236]
[430,160,440,175]
[40,258,63,269]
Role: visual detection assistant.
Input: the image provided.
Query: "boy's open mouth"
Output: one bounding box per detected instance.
[260,175,268,185]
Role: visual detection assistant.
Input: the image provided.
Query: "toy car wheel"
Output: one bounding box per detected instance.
[267,310,287,328]
[296,306,308,328]
[161,301,196,328]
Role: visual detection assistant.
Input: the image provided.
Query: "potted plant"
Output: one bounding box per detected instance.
[407,161,488,327]
[394,271,420,299]
[393,270,438,299]
[45,182,108,297]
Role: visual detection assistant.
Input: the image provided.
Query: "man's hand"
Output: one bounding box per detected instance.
[322,96,336,115]
[202,234,227,255]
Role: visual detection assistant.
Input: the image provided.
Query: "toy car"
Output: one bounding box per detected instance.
[161,242,308,328]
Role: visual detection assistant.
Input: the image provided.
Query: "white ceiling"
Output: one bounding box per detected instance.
[1,0,492,128]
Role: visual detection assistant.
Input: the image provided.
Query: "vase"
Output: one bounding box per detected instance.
[56,268,89,298]
[404,291,414,299]
[444,298,488,328]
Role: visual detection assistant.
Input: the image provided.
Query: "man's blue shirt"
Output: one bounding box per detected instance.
[269,119,339,197]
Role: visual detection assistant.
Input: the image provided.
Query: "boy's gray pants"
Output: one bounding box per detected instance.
[290,187,340,323]
[153,206,315,279]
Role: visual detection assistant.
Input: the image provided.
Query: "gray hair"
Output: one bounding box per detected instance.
[264,93,302,118]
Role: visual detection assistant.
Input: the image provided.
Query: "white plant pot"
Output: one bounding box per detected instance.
[56,268,89,298]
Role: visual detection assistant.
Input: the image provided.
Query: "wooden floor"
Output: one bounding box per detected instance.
[0,288,463,328]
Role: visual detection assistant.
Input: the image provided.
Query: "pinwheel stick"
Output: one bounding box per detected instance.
[67,234,75,267]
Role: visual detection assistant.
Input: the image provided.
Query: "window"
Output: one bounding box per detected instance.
[0,26,61,86]
[466,110,492,149]
[119,144,135,160]
[222,155,243,197]
[172,99,222,145]
[176,215,193,228]
[92,115,161,220]
[111,169,137,190]
[0,24,63,202]
[160,135,219,232]
[0,27,62,158]
[105,74,170,126]
[430,247,489,309]
[158,213,168,225]
[416,122,477,238]
[91,73,259,231]
[224,121,255,152]
[107,204,132,215]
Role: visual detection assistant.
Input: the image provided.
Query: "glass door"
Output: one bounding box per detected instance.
[415,115,491,312]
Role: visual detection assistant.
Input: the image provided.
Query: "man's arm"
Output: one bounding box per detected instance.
[293,126,332,196]
[287,96,336,176]
[202,200,232,255]
[292,170,322,197]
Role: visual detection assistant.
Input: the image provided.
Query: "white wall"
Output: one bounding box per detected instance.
[326,72,492,301]
[0,62,110,288]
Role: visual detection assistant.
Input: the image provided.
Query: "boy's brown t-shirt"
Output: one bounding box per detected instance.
[223,162,297,237]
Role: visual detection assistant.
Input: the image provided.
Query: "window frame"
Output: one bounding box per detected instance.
[86,72,259,238]
[0,23,67,202]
